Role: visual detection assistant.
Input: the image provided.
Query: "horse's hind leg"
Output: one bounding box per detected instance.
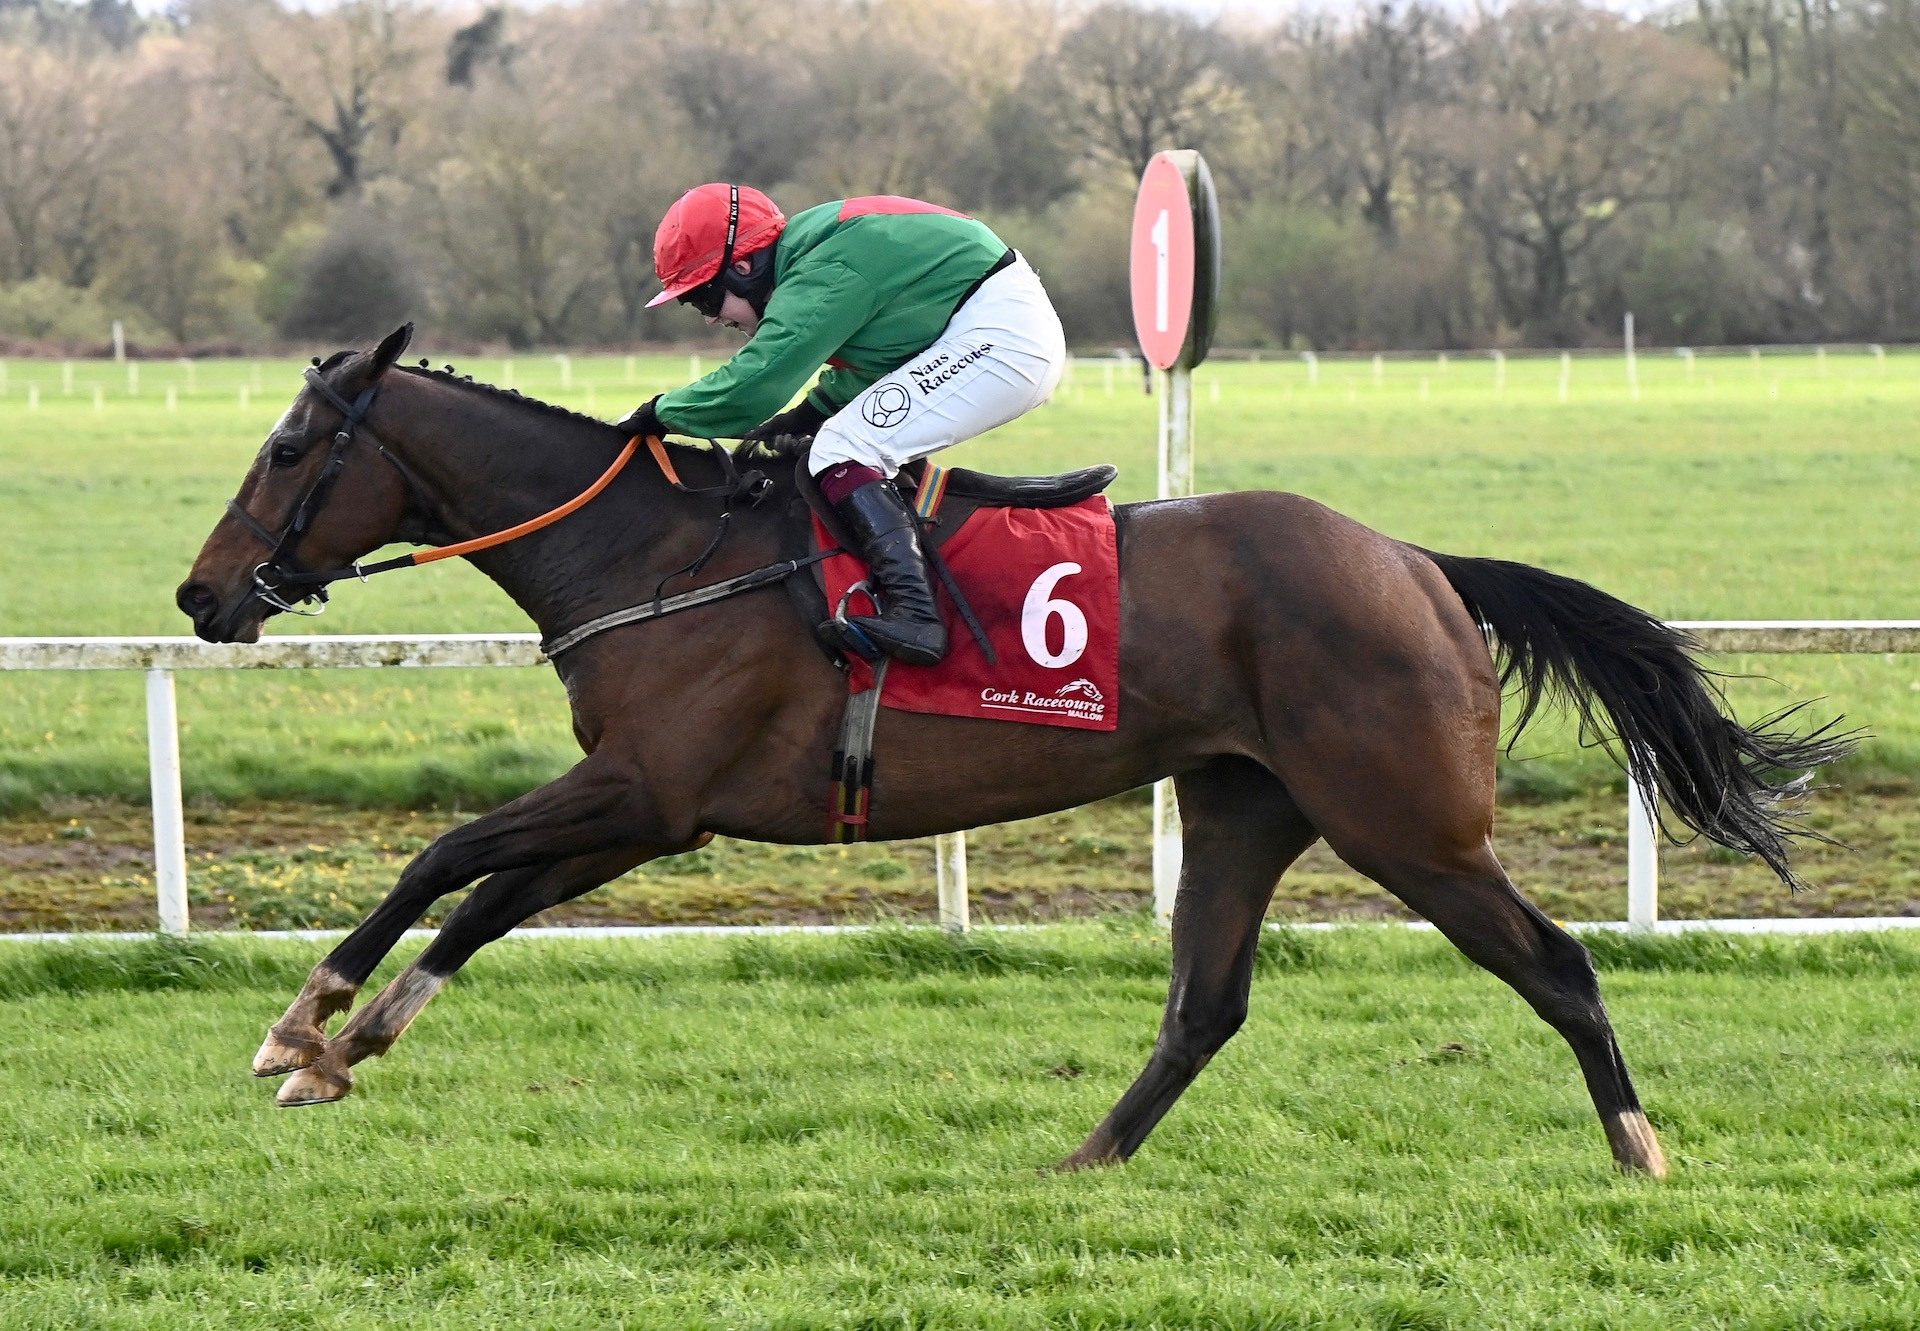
[1058,757,1317,1170]
[275,841,677,1106]
[1354,845,1669,1176]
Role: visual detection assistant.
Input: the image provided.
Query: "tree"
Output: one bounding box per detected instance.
[1040,2,1245,180]
[405,10,698,346]
[209,0,435,200]
[0,43,126,283]
[106,52,268,343]
[274,207,420,341]
[0,0,143,50]
[1225,204,1373,349]
[947,82,1079,213]
[1432,3,1722,339]
[445,6,508,87]
[664,42,823,185]
[1319,3,1453,239]
[1213,24,1343,212]
[798,35,970,200]
[6,0,1920,351]
[1678,0,1860,332]
[1835,0,1920,333]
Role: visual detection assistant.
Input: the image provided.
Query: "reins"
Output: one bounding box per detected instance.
[231,363,821,656]
[528,430,820,658]
[242,366,646,603]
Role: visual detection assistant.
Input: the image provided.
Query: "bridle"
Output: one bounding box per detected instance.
[223,366,431,615]
[222,362,779,637]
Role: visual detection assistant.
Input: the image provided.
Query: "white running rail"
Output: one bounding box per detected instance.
[3,623,1919,938]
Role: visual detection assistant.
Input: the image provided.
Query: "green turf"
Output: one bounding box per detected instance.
[2,926,1919,1328]
[0,348,1912,811]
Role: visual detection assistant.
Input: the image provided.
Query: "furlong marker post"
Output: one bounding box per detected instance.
[1130,148,1221,924]
[1152,362,1193,922]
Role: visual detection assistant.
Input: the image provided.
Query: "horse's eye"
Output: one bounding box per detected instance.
[271,443,303,468]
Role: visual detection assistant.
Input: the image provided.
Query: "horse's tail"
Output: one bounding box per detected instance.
[1420,549,1857,890]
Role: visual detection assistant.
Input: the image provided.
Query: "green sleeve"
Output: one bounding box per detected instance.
[655,261,878,437]
[807,364,880,415]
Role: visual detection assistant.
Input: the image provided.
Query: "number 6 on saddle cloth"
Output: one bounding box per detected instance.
[808,463,1122,735]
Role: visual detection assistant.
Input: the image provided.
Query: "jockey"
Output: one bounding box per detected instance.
[616,183,1067,667]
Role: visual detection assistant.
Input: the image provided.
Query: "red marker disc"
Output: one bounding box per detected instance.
[1130,153,1197,371]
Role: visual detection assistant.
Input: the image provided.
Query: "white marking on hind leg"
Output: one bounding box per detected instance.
[363,966,446,1054]
[330,965,447,1067]
[1604,1109,1670,1178]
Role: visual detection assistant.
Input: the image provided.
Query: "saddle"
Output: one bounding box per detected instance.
[782,450,1117,662]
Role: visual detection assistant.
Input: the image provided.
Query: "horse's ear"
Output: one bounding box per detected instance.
[369,322,414,378]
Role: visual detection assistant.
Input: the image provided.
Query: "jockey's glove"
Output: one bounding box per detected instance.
[613,395,665,440]
[742,398,828,445]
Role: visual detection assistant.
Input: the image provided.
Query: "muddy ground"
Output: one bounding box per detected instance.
[3,784,1914,933]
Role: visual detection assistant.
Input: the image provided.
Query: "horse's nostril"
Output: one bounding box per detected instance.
[177,582,218,613]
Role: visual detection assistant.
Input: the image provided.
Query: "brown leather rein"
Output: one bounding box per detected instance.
[233,367,829,657]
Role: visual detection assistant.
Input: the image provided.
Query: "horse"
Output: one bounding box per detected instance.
[176,325,1850,1178]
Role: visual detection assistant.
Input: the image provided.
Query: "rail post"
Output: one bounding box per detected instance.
[1626,767,1658,930]
[934,832,969,932]
[144,668,189,935]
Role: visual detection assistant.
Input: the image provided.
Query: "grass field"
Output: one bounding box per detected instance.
[3,926,1919,1329]
[2,347,1917,925]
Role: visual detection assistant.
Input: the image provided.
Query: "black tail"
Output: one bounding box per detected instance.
[1422,550,1857,890]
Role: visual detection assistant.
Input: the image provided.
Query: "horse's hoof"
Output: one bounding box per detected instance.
[1050,1149,1120,1174]
[275,1063,353,1107]
[253,1027,326,1077]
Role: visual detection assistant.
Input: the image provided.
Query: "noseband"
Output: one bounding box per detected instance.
[225,366,429,615]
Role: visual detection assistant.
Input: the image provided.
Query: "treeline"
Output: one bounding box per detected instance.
[3,0,1918,353]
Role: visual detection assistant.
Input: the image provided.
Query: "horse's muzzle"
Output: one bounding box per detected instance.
[175,578,267,643]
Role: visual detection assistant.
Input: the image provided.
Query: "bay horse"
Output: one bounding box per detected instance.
[177,326,1849,1177]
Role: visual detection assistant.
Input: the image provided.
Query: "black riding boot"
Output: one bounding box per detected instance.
[826,480,948,666]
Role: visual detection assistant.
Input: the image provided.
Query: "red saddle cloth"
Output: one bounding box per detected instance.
[815,495,1120,731]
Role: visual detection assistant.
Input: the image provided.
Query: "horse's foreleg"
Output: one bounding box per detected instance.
[274,842,678,1106]
[254,756,660,1080]
[1057,759,1317,1170]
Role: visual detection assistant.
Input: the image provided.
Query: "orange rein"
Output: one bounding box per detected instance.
[404,434,644,567]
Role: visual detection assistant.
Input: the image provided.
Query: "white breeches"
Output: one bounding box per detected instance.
[808,256,1067,475]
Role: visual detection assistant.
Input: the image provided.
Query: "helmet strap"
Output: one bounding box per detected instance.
[716,184,740,280]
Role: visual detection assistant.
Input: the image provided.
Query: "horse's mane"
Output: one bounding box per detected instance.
[392,362,618,434]
[319,347,726,468]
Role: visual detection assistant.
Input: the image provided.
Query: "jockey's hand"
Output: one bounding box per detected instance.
[732,432,812,465]
[613,395,665,440]
[742,399,827,446]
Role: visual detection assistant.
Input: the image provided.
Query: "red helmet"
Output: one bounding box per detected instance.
[647,183,786,308]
